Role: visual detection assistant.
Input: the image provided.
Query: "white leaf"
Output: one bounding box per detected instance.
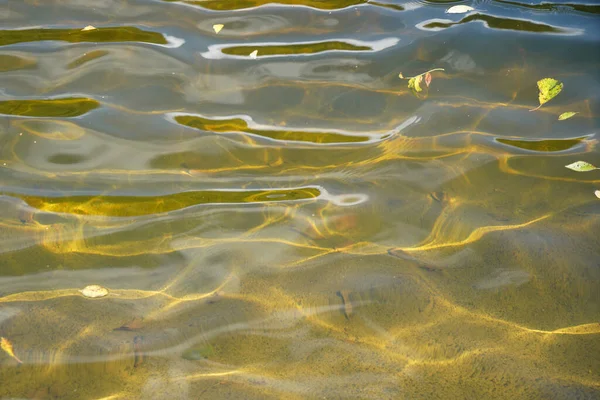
[595,190,600,199]
[81,25,97,31]
[79,285,109,298]
[249,50,258,59]
[212,24,224,34]
[446,5,475,14]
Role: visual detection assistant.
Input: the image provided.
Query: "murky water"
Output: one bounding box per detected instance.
[1,0,599,398]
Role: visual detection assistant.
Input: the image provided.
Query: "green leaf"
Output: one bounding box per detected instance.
[558,112,577,120]
[530,78,563,111]
[565,161,598,172]
[408,75,423,93]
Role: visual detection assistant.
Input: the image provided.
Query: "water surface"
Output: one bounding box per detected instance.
[1,0,599,398]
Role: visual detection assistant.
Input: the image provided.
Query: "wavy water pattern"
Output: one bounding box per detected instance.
[0,0,599,399]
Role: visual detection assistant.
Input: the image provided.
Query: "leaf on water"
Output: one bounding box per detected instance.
[249,50,258,59]
[595,190,600,199]
[530,78,563,111]
[558,111,577,120]
[425,72,432,87]
[81,25,97,32]
[565,161,598,172]
[408,75,423,93]
[79,284,109,298]
[446,5,475,14]
[1,337,23,364]
[212,24,224,34]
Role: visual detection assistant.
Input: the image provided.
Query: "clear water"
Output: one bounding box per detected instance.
[0,0,599,398]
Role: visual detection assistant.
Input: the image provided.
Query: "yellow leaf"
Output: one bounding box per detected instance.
[81,25,97,32]
[1,337,23,364]
[558,111,577,120]
[249,50,258,59]
[595,190,600,199]
[398,72,404,79]
[530,78,562,111]
[212,24,224,34]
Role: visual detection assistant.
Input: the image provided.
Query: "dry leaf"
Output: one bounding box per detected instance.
[398,72,404,79]
[425,72,432,87]
[249,50,258,59]
[79,285,109,298]
[81,25,97,32]
[212,24,224,34]
[595,190,600,199]
[1,337,23,364]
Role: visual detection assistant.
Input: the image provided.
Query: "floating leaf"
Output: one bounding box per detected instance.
[249,50,258,59]
[595,190,600,199]
[446,5,474,14]
[425,72,432,87]
[531,78,563,111]
[408,75,423,93]
[558,111,578,120]
[1,337,23,364]
[212,24,224,34]
[565,161,598,172]
[81,25,97,32]
[79,284,109,298]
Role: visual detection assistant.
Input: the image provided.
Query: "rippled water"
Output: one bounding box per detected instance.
[1,0,599,398]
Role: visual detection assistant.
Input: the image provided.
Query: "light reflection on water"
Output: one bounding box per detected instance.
[0,0,599,399]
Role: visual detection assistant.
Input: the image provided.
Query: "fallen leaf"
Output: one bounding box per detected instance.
[595,190,600,199]
[398,72,404,79]
[446,5,474,14]
[212,24,224,34]
[114,317,144,331]
[425,72,432,87]
[81,25,97,32]
[408,75,423,93]
[1,337,23,364]
[530,78,562,111]
[558,111,578,120]
[79,285,109,298]
[249,50,258,59]
[565,161,598,172]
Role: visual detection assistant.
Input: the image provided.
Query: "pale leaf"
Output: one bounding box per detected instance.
[558,112,577,120]
[425,72,432,87]
[398,72,404,79]
[80,284,109,298]
[565,161,598,172]
[81,25,97,32]
[595,190,600,199]
[249,50,258,59]
[212,24,224,34]
[446,5,474,14]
